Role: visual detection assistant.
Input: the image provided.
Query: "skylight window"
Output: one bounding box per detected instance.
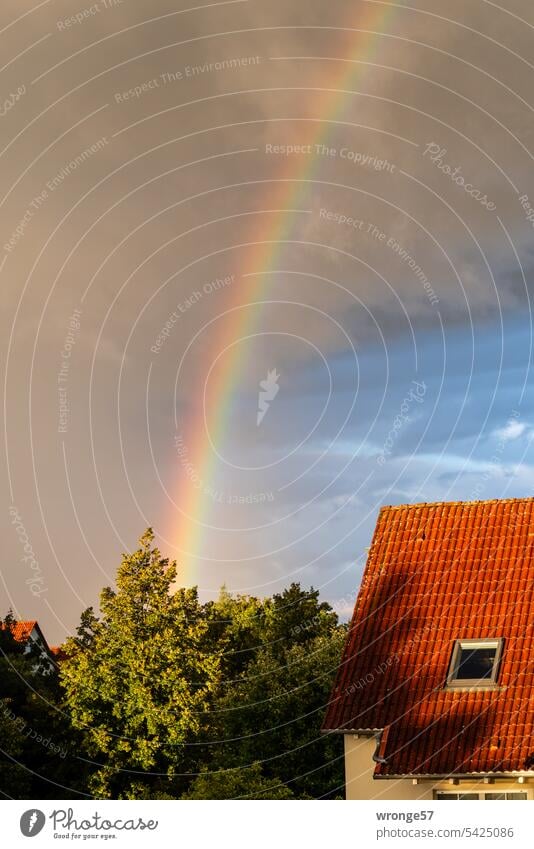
[447,639,503,687]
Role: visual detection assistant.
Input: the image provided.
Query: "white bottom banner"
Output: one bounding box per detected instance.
[3,800,533,847]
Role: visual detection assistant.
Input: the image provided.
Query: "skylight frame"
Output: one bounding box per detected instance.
[446,638,504,688]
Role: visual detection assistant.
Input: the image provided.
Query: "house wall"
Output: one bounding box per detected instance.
[345,736,434,800]
[344,735,533,800]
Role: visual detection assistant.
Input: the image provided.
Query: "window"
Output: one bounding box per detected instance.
[446,639,503,687]
[436,791,527,800]
[484,793,527,800]
[435,793,479,800]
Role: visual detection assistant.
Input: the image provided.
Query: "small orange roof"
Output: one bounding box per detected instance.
[49,646,67,662]
[3,620,37,642]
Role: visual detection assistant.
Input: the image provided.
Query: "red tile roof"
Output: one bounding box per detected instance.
[3,620,37,642]
[1,620,56,662]
[323,498,534,777]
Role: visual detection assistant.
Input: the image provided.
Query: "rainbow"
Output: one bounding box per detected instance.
[169,7,395,582]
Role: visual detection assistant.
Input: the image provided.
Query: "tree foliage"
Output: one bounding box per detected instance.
[199,585,345,798]
[61,529,220,798]
[0,612,85,799]
[5,530,346,799]
[183,762,294,799]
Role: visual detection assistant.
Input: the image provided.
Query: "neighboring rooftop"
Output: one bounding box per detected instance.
[49,646,68,662]
[7,620,38,643]
[1,618,57,664]
[323,497,534,776]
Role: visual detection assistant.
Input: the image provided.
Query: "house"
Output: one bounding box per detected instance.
[323,498,534,800]
[2,619,59,669]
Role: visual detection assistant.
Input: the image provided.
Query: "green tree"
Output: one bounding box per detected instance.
[202,587,265,679]
[0,703,31,798]
[60,534,346,799]
[61,529,220,798]
[0,617,32,798]
[183,762,294,799]
[196,584,346,798]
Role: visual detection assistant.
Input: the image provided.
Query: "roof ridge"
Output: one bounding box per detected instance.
[382,496,534,511]
[0,619,37,628]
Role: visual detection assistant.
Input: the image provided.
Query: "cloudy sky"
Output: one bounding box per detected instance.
[2,0,534,641]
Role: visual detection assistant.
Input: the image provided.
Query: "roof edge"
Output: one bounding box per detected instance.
[321,727,382,736]
[375,771,534,780]
[381,496,534,511]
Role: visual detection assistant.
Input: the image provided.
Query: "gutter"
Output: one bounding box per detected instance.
[372,726,390,765]
[375,772,534,781]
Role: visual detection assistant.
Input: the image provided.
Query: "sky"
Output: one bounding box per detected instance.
[2,0,534,642]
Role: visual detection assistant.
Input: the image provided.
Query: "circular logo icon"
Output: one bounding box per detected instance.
[20,810,46,837]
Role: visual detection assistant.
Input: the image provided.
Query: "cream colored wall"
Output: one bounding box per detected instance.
[344,735,434,800]
[343,735,533,800]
